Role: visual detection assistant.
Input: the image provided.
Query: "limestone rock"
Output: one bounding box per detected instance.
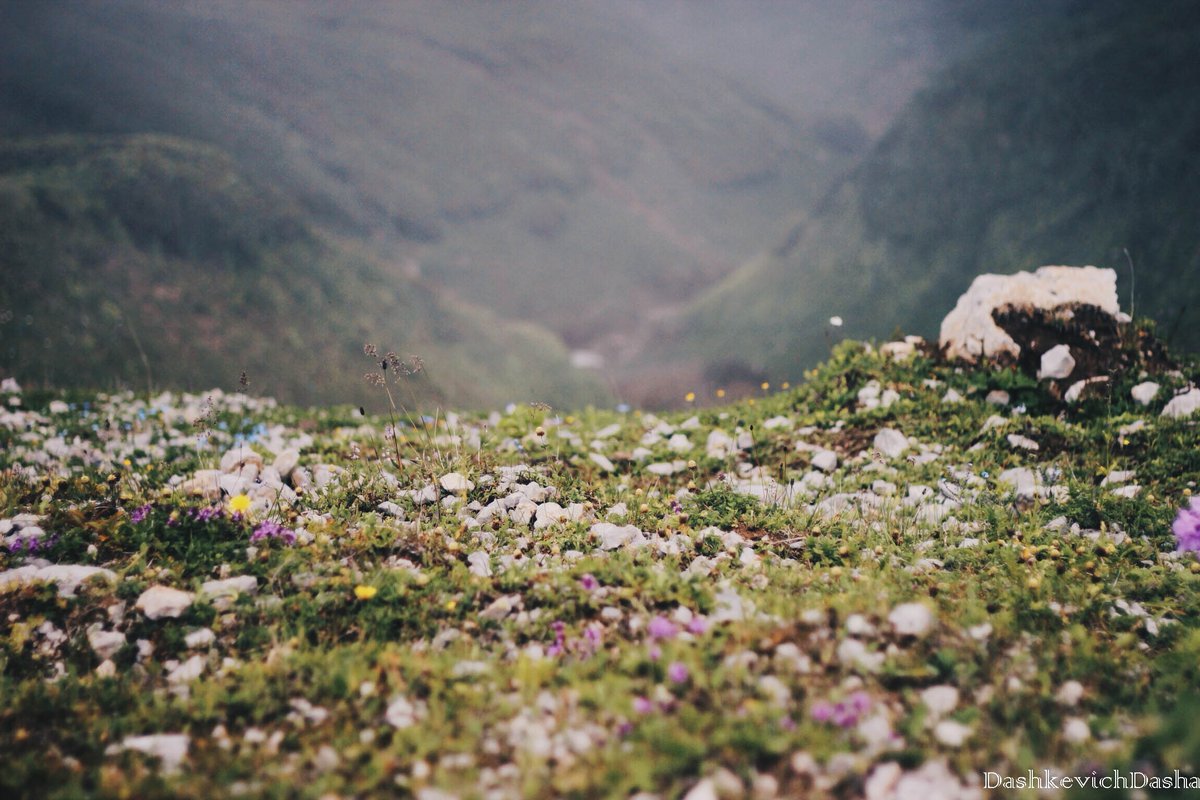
[940,265,1119,362]
[1037,344,1075,380]
[873,429,909,460]
[136,585,194,620]
[1162,387,1200,419]
[1130,381,1160,406]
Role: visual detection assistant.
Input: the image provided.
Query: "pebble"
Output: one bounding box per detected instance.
[1162,387,1200,418]
[888,602,935,637]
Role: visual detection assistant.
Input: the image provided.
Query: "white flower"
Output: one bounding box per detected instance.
[829,316,844,327]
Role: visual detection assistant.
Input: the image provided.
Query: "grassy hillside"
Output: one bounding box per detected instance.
[658,0,1200,389]
[2,316,1199,796]
[0,1,914,352]
[0,135,604,410]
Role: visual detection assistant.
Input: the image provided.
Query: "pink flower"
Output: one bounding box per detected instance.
[810,700,836,723]
[667,661,689,684]
[633,696,654,714]
[1173,498,1200,552]
[646,616,677,641]
[579,573,599,591]
[686,616,709,635]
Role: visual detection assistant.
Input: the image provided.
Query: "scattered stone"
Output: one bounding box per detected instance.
[934,719,972,747]
[185,628,216,649]
[588,453,615,473]
[0,564,116,597]
[873,429,909,460]
[1162,387,1200,419]
[88,627,127,660]
[889,602,935,638]
[1062,717,1091,743]
[985,390,1010,407]
[592,522,643,550]
[136,585,195,620]
[272,449,301,480]
[920,685,960,717]
[810,450,839,472]
[941,388,964,404]
[1037,344,1076,380]
[1006,433,1039,451]
[1064,375,1108,403]
[118,733,190,774]
[1131,382,1160,406]
[439,472,474,494]
[1055,680,1085,707]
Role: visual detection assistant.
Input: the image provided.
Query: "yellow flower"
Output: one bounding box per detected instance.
[444,599,458,611]
[228,494,251,514]
[354,585,378,601]
[760,381,770,391]
[715,388,726,398]
[684,392,696,403]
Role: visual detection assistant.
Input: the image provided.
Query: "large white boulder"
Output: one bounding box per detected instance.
[940,266,1120,362]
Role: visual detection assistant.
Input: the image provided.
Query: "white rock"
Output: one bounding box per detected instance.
[200,575,258,602]
[1130,381,1160,405]
[939,265,1119,361]
[998,467,1040,500]
[532,502,569,530]
[811,450,839,472]
[168,654,207,683]
[682,778,718,800]
[588,453,615,473]
[1037,344,1076,380]
[592,522,643,550]
[921,685,960,717]
[439,472,474,494]
[88,628,127,660]
[933,719,972,747]
[220,447,263,475]
[385,695,425,729]
[873,429,909,460]
[135,585,194,620]
[865,762,903,800]
[668,433,692,453]
[1162,387,1200,419]
[0,564,116,597]
[1064,375,1108,403]
[985,390,1010,406]
[180,469,222,499]
[467,550,492,577]
[941,388,964,404]
[1055,680,1085,707]
[888,602,935,638]
[119,733,190,774]
[1006,433,1040,451]
[837,638,884,672]
[1062,717,1091,743]
[185,628,216,649]
[272,449,300,480]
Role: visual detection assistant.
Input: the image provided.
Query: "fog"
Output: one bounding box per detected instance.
[2,0,1194,408]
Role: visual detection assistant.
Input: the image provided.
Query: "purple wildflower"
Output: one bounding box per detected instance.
[633,696,655,714]
[646,616,677,641]
[779,715,797,732]
[648,644,662,662]
[810,700,836,723]
[130,504,153,523]
[685,616,709,636]
[190,506,223,522]
[667,661,689,684]
[579,573,599,591]
[250,520,296,544]
[1172,498,1200,553]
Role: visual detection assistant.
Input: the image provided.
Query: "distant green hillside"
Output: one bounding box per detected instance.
[0,1,894,350]
[659,0,1200,388]
[0,135,604,409]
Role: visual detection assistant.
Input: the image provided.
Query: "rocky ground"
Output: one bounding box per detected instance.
[2,270,1200,799]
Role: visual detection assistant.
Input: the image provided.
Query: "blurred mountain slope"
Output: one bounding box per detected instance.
[655,0,1200,388]
[0,134,605,408]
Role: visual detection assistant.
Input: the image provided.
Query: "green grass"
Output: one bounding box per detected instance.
[1,328,1198,798]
